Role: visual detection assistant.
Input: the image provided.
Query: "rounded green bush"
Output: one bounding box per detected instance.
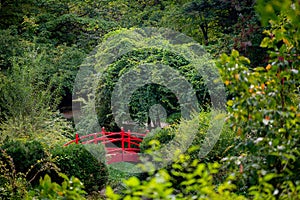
[0,139,46,185]
[50,143,108,193]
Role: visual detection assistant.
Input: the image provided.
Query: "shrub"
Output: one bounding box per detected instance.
[28,173,87,200]
[0,148,28,199]
[106,157,247,200]
[106,154,300,200]
[0,47,75,148]
[0,140,47,184]
[50,144,108,193]
[216,0,300,196]
[0,142,58,199]
[165,112,181,124]
[140,111,236,163]
[140,126,175,153]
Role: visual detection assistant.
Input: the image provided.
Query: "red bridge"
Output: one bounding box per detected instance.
[64,127,148,164]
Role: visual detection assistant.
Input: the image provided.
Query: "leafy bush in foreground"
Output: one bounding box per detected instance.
[1,140,45,173]
[0,145,58,199]
[0,140,49,187]
[51,144,108,193]
[106,156,246,200]
[216,0,300,196]
[106,155,300,200]
[28,173,86,200]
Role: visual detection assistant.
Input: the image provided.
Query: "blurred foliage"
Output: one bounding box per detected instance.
[106,157,247,200]
[27,173,86,200]
[106,151,300,199]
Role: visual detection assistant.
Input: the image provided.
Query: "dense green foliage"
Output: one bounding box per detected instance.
[0,144,58,199]
[0,140,46,187]
[105,1,300,199]
[28,173,87,200]
[50,144,108,193]
[95,48,209,131]
[140,111,236,163]
[215,0,300,196]
[106,158,247,200]
[0,0,299,199]
[1,140,44,172]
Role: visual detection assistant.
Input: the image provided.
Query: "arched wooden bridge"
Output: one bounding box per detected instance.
[64,127,148,164]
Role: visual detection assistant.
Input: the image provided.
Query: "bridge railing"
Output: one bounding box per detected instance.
[64,127,148,164]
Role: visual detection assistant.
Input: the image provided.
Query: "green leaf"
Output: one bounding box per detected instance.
[106,186,120,200]
[263,173,277,182]
[124,177,140,188]
[231,50,239,58]
[278,128,286,133]
[254,67,266,71]
[260,37,271,48]
[227,100,234,106]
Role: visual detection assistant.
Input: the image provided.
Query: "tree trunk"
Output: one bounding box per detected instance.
[200,23,209,45]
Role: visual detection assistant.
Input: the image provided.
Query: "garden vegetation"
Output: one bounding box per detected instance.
[0,0,299,199]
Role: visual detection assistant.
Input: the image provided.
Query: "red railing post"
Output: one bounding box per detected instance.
[75,133,79,144]
[102,127,105,136]
[128,130,131,149]
[94,133,97,144]
[121,127,124,161]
